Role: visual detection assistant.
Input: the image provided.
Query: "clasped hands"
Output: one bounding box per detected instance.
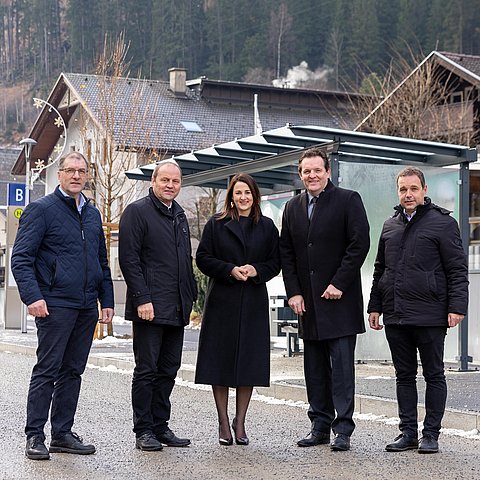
[231,264,257,281]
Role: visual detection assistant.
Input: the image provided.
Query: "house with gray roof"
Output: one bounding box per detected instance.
[11,68,365,280]
[12,68,364,179]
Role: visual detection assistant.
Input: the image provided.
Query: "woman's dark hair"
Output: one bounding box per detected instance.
[217,173,262,223]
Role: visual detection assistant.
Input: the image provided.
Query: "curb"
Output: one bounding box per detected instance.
[2,341,479,432]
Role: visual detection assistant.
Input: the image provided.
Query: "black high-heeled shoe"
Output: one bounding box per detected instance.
[218,425,233,446]
[232,418,249,446]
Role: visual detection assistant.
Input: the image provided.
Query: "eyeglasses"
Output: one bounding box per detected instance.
[59,168,88,177]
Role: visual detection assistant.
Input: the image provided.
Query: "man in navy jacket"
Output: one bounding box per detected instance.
[12,151,114,460]
[368,167,468,454]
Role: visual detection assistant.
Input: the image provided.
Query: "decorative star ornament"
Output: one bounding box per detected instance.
[33,98,43,109]
[35,159,45,169]
[54,144,63,154]
[54,116,64,128]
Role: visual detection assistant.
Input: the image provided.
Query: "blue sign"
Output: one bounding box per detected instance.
[8,183,26,206]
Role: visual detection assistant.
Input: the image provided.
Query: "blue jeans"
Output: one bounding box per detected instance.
[25,307,98,440]
[385,325,447,439]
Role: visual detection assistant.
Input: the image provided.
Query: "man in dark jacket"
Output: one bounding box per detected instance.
[119,159,197,451]
[12,151,114,461]
[280,147,370,451]
[368,167,468,454]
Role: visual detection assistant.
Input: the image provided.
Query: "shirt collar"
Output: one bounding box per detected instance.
[403,209,417,221]
[59,186,85,213]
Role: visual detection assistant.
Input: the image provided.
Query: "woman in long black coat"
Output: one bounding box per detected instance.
[195,173,280,446]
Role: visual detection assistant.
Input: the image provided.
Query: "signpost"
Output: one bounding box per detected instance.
[4,183,26,330]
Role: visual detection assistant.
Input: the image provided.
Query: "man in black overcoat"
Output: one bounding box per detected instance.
[119,159,197,451]
[280,147,370,451]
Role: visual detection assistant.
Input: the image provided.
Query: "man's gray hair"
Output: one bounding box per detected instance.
[152,158,182,179]
[58,151,88,170]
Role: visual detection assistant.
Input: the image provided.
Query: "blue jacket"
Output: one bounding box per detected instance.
[12,186,114,310]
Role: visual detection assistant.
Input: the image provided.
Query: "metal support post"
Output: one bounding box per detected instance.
[457,162,472,371]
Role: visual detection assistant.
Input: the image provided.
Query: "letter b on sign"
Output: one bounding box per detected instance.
[15,189,24,203]
[8,183,27,206]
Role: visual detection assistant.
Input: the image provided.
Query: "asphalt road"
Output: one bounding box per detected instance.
[1,351,479,480]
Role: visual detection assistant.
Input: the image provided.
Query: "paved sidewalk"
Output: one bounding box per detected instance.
[1,320,479,433]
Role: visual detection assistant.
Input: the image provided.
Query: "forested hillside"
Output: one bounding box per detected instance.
[1,0,480,143]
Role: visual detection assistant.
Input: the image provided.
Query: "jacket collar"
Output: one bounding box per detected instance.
[394,196,432,219]
[303,178,334,200]
[148,187,183,217]
[54,185,90,211]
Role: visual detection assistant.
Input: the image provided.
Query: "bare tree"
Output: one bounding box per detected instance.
[183,186,222,319]
[269,3,293,79]
[329,26,344,90]
[186,187,222,242]
[350,52,478,147]
[80,33,160,337]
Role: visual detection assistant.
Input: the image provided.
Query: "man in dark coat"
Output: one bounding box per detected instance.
[119,159,197,452]
[280,147,370,452]
[12,151,114,460]
[368,167,468,454]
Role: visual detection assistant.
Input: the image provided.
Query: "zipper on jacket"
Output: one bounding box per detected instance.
[80,212,87,306]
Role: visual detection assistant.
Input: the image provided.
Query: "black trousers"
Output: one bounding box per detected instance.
[385,325,447,440]
[25,307,98,440]
[303,335,357,437]
[132,322,184,436]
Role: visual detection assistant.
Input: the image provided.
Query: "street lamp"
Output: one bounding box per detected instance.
[19,138,37,205]
[18,137,37,333]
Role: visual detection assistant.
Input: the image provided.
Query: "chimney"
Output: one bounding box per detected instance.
[168,67,187,95]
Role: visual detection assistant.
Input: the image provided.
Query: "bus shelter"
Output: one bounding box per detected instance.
[126,124,477,370]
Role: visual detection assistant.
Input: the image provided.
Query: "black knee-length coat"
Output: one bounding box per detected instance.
[195,214,280,387]
[280,181,370,341]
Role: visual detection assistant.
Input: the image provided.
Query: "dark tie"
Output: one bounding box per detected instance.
[308,196,317,220]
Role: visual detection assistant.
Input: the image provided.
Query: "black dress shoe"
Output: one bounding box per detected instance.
[25,435,50,460]
[49,432,95,455]
[418,435,439,454]
[297,430,330,447]
[156,428,191,447]
[330,433,350,451]
[385,434,418,452]
[136,432,163,451]
[232,418,249,446]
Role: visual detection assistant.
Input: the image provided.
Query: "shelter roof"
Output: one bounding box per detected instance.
[126,124,477,191]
